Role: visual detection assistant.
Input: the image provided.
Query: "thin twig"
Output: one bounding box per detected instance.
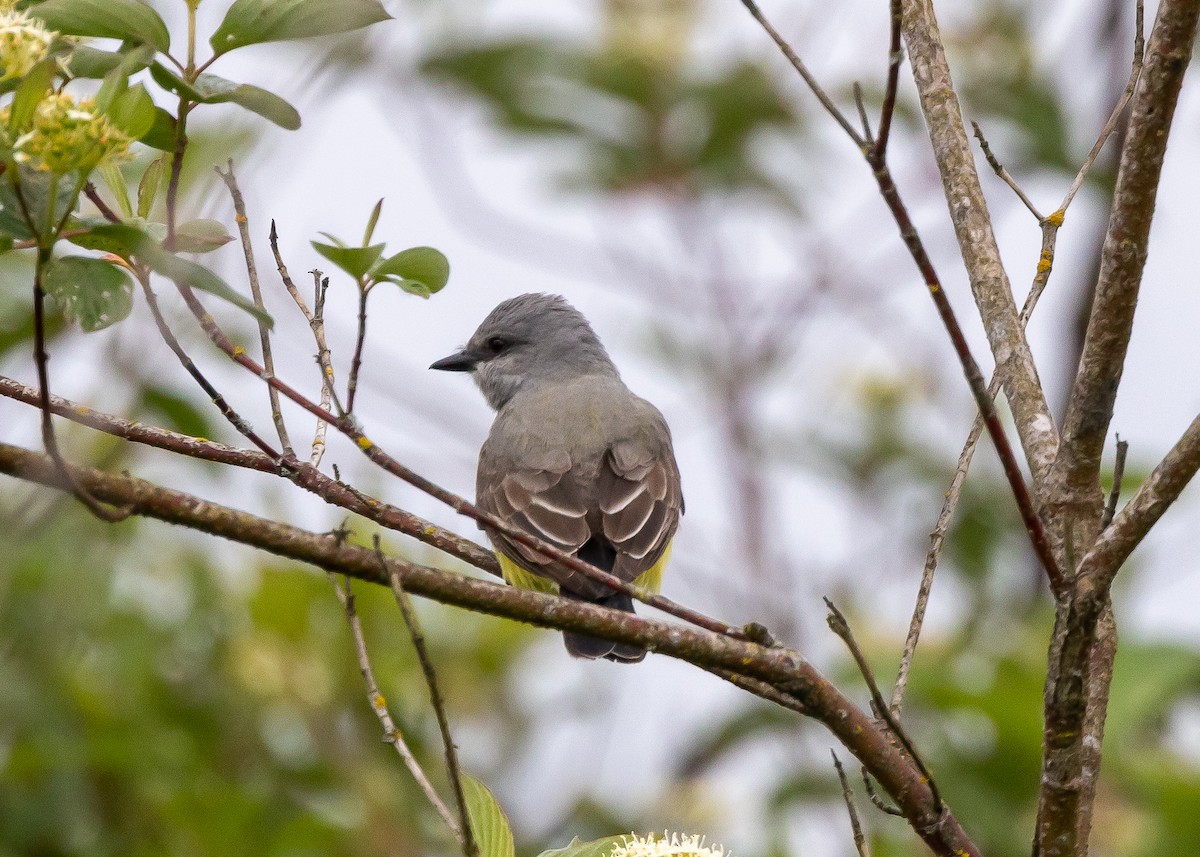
[0,441,983,857]
[824,598,942,813]
[0,373,500,573]
[268,219,339,463]
[134,272,283,461]
[1058,0,1144,216]
[346,286,370,414]
[309,271,333,467]
[971,121,1044,220]
[378,536,478,857]
[217,160,293,456]
[872,0,903,158]
[329,572,463,840]
[700,665,809,715]
[866,158,1065,594]
[737,0,866,147]
[861,768,904,816]
[852,82,873,142]
[892,264,1051,713]
[83,182,121,221]
[29,253,130,522]
[832,751,872,857]
[1101,435,1129,530]
[739,0,1065,593]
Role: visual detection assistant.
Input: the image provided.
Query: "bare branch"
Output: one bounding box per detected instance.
[861,769,904,817]
[0,440,983,857]
[971,121,1044,221]
[217,160,293,456]
[329,573,463,840]
[380,537,478,857]
[893,249,1058,712]
[1037,7,1200,849]
[1082,413,1200,588]
[1048,0,1197,515]
[134,273,283,461]
[852,82,873,143]
[738,0,1066,595]
[832,751,872,857]
[346,286,370,415]
[1058,0,1145,216]
[898,0,1059,484]
[1101,436,1129,530]
[825,599,942,813]
[0,374,498,574]
[268,220,339,462]
[736,0,867,147]
[872,0,902,157]
[29,251,130,522]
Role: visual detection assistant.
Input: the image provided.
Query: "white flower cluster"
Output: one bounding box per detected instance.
[0,6,55,83]
[8,92,130,173]
[610,832,733,857]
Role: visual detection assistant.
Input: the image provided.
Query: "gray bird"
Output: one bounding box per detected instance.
[430,293,683,662]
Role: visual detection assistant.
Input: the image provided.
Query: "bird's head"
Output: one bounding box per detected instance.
[430,293,618,411]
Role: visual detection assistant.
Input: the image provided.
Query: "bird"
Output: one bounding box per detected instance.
[430,293,683,662]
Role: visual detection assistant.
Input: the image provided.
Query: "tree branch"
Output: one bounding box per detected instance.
[899,0,1059,485]
[329,573,464,841]
[382,538,478,857]
[1035,6,1200,854]
[217,160,293,456]
[1048,0,1199,516]
[0,374,499,574]
[0,441,982,857]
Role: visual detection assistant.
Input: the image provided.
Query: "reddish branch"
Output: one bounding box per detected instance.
[0,440,982,857]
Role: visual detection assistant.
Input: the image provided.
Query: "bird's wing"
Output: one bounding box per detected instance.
[599,434,683,584]
[477,445,604,595]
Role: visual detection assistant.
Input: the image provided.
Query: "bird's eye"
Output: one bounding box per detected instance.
[487,337,507,354]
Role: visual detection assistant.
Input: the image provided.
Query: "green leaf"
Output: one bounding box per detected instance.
[139,107,177,151]
[97,163,133,219]
[9,58,56,133]
[174,218,234,253]
[28,0,170,52]
[84,222,271,327]
[66,215,164,252]
[94,62,128,113]
[362,198,383,245]
[41,255,134,332]
[65,47,123,79]
[192,74,300,130]
[137,155,167,218]
[148,66,301,130]
[0,235,13,254]
[106,84,156,138]
[537,836,628,857]
[311,239,384,280]
[148,63,203,100]
[210,0,391,56]
[0,180,36,240]
[0,168,79,240]
[66,43,156,80]
[372,246,450,294]
[462,776,514,857]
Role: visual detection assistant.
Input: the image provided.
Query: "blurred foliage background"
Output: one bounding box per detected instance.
[4,1,1200,856]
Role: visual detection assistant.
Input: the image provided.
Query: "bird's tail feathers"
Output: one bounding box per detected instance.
[560,590,646,663]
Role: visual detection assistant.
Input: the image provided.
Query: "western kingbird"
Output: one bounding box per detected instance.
[430,293,683,662]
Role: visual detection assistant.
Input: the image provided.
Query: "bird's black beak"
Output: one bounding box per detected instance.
[429,350,476,372]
